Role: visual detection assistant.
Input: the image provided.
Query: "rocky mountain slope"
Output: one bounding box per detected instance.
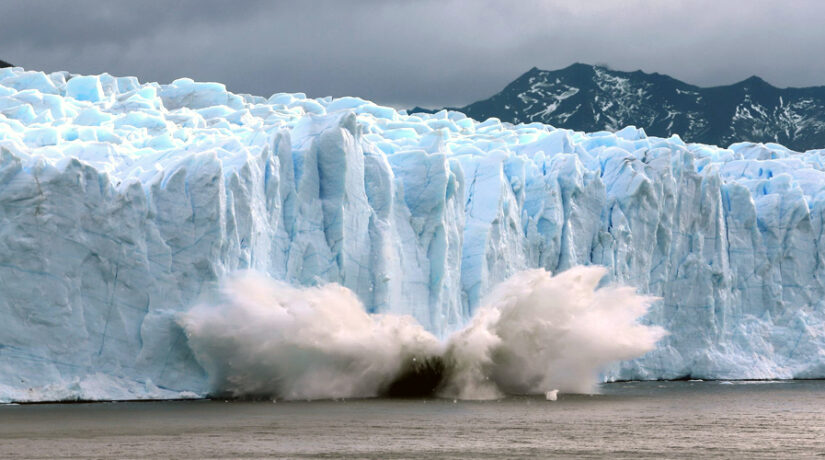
[413,64,825,151]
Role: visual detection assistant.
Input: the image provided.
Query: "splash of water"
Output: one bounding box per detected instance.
[440,267,666,399]
[179,266,665,400]
[178,273,441,400]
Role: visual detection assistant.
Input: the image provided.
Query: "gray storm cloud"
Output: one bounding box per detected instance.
[2,0,825,108]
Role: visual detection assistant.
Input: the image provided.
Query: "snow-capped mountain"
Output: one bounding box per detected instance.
[414,64,825,151]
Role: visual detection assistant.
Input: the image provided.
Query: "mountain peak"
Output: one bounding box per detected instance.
[739,75,770,86]
[520,63,608,81]
[519,66,543,78]
[566,62,596,69]
[0,59,12,68]
[554,62,598,79]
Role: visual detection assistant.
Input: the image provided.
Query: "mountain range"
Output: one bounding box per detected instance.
[412,63,825,151]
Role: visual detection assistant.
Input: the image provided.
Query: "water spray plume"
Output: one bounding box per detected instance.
[179,266,665,400]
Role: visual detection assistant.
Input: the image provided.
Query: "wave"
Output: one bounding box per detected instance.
[178,266,665,400]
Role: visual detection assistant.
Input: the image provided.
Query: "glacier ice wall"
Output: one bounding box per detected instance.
[1,67,825,401]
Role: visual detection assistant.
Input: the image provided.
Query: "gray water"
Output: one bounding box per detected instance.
[1,381,824,459]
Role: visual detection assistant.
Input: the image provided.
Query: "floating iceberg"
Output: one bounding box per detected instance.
[1,67,824,402]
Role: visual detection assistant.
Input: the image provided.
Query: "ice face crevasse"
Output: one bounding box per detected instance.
[0,67,824,402]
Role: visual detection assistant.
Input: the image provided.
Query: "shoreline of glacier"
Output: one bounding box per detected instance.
[5,378,824,405]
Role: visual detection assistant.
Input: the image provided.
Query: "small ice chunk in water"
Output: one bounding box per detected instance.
[546,389,559,401]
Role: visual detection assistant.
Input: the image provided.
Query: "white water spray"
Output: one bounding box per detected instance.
[178,273,440,400]
[440,267,666,399]
[179,266,666,400]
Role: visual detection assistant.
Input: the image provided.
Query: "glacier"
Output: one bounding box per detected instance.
[1,66,825,402]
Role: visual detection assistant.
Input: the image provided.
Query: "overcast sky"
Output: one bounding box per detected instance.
[3,0,825,108]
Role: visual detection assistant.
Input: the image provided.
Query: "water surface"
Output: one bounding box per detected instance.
[1,381,824,459]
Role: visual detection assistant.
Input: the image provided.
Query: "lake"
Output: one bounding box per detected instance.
[1,380,824,459]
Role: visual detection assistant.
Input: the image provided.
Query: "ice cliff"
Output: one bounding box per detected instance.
[1,67,824,402]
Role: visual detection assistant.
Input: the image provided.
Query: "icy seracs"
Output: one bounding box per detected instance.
[1,67,825,402]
